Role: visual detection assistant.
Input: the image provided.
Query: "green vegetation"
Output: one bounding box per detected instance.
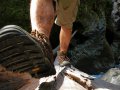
[0,0,30,32]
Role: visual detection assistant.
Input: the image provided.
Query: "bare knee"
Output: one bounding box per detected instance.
[30,0,55,37]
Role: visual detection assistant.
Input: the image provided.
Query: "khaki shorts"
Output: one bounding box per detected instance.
[54,0,80,29]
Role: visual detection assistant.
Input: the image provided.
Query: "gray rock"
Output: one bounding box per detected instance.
[101,68,120,85]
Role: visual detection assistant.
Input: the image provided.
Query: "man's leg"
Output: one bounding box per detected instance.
[55,0,79,66]
[30,0,56,76]
[59,27,72,52]
[30,0,55,59]
[30,0,55,38]
[56,27,72,67]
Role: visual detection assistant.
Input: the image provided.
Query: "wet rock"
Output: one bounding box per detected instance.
[101,68,120,86]
[68,0,115,74]
[111,0,120,64]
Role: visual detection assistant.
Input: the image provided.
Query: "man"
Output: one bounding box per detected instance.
[30,0,80,68]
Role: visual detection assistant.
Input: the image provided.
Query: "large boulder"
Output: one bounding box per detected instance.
[111,0,120,64]
[16,59,120,90]
[68,0,115,74]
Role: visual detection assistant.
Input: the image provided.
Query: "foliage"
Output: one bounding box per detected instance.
[0,0,30,31]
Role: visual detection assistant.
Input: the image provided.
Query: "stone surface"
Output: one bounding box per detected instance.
[0,61,120,90]
[101,68,120,86]
[111,0,120,64]
[67,0,116,74]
